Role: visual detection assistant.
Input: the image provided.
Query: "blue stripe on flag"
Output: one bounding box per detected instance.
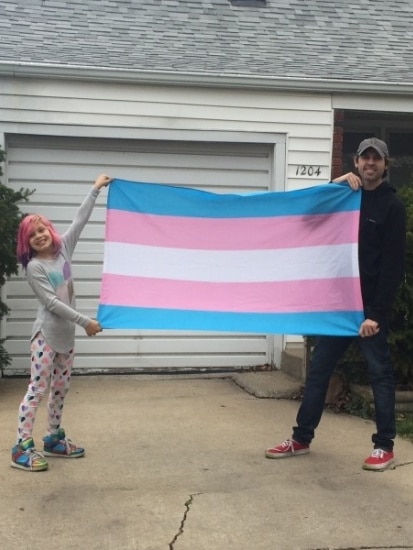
[97,304,364,336]
[108,179,361,218]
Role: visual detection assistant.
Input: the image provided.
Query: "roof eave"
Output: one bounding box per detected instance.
[1,62,413,96]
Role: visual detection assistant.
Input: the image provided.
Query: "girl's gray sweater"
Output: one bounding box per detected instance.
[26,186,100,353]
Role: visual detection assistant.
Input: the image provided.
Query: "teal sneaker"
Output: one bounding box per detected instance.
[43,428,85,458]
[11,437,49,471]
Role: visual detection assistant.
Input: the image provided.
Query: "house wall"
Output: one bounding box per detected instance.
[0,77,334,188]
[0,76,336,371]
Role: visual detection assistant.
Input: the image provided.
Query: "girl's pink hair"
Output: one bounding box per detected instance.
[16,214,62,269]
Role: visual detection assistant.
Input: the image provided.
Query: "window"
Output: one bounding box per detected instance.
[342,111,413,188]
[387,131,413,188]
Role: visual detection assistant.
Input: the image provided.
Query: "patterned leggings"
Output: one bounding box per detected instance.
[16,333,74,443]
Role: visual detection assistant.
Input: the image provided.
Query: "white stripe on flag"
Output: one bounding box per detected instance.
[102,242,359,283]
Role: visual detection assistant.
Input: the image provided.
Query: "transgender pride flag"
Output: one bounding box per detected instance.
[97,179,364,336]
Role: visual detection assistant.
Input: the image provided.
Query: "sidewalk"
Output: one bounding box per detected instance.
[1,371,412,550]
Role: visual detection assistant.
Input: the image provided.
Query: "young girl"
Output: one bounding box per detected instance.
[11,173,112,471]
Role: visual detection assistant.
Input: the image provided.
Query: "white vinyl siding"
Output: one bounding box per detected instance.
[332,94,413,113]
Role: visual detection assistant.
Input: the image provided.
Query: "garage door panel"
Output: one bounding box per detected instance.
[19,191,109,210]
[5,281,31,296]
[12,166,271,192]
[7,297,101,315]
[6,320,265,345]
[8,354,268,374]
[7,138,269,165]
[6,336,267,357]
[7,298,39,312]
[8,278,100,301]
[18,204,108,224]
[71,264,105,279]
[81,337,266,354]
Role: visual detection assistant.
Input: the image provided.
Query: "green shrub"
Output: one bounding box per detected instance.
[0,149,33,373]
[388,185,413,385]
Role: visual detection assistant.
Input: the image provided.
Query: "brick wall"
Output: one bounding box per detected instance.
[332,109,344,180]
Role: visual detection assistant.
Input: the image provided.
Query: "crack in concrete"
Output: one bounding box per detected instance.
[394,460,413,468]
[165,489,412,549]
[169,492,202,549]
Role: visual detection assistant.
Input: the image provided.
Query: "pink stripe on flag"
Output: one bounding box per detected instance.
[100,274,363,313]
[105,210,359,250]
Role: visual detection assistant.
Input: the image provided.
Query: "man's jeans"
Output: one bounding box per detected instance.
[292,322,396,451]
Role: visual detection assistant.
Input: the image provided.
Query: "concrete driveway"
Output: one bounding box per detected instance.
[1,373,412,550]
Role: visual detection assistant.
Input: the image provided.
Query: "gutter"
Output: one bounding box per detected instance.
[1,61,413,96]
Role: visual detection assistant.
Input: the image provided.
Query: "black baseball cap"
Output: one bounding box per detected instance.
[357,137,389,158]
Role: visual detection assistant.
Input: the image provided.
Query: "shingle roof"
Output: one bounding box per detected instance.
[1,0,413,85]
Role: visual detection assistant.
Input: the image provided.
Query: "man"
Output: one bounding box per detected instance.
[266,137,406,471]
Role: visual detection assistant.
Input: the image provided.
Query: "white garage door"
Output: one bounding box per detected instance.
[4,134,279,374]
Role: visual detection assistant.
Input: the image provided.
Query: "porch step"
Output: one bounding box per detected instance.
[280,347,306,382]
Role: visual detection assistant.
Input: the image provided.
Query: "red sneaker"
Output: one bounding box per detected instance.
[362,449,395,471]
[265,438,310,459]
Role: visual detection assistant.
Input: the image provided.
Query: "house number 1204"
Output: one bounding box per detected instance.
[295,165,322,177]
